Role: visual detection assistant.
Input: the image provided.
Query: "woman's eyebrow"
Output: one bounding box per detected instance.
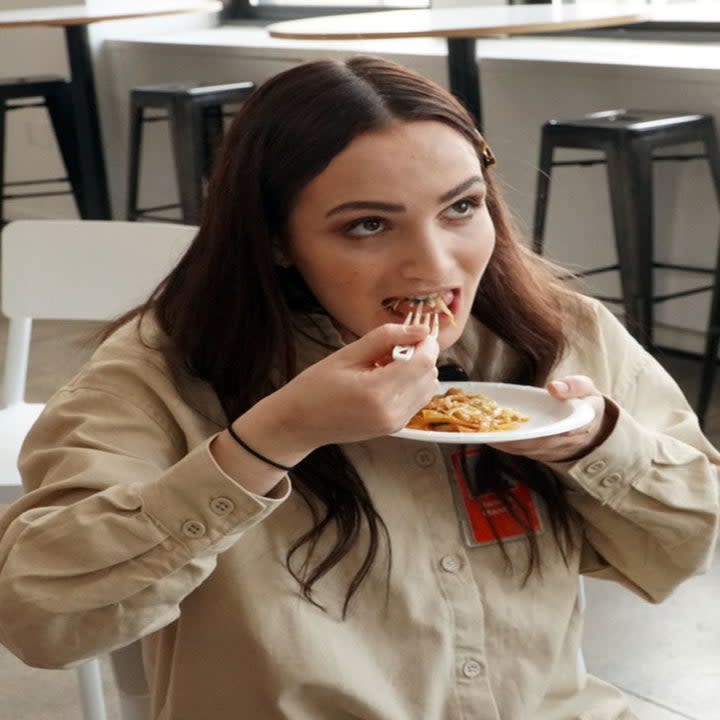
[438,175,485,204]
[324,175,485,217]
[325,200,405,217]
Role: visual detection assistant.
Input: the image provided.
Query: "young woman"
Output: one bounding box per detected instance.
[0,56,717,720]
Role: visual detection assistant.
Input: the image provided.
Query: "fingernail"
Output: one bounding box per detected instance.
[552,381,569,393]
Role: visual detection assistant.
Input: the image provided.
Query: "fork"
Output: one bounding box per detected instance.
[392,301,439,362]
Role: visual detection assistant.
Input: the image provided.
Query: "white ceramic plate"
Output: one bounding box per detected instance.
[391,381,595,444]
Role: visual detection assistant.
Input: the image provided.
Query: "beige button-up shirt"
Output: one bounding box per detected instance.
[0,298,717,720]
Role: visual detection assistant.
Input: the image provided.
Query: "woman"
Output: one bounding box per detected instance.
[0,56,717,720]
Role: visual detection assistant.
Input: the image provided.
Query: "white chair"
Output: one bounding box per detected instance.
[1,219,197,720]
[577,577,587,675]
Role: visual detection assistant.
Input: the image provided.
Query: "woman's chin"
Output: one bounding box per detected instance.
[443,309,470,346]
[437,327,463,351]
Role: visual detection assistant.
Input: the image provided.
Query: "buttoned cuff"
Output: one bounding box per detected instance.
[139,436,291,554]
[546,405,656,506]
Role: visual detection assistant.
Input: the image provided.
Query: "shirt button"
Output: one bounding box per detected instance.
[462,659,484,678]
[585,459,607,475]
[415,449,435,468]
[209,497,235,516]
[440,555,462,573]
[181,520,206,538]
[600,472,622,488]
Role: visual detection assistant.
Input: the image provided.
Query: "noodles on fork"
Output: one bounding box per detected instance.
[407,387,529,433]
[383,293,456,326]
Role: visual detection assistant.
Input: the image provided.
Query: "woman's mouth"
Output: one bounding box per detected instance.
[382,290,458,325]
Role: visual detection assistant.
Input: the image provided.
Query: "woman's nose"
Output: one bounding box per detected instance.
[399,227,453,280]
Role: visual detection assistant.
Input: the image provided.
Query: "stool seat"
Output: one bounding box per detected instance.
[127,80,255,225]
[533,108,720,428]
[547,109,707,134]
[0,75,68,99]
[130,81,255,106]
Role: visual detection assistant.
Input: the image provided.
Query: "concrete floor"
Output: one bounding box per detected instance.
[0,319,719,720]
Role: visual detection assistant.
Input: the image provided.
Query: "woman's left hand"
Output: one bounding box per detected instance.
[489,375,612,464]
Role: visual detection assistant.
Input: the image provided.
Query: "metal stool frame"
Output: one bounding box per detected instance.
[0,75,86,223]
[532,109,720,428]
[126,81,254,225]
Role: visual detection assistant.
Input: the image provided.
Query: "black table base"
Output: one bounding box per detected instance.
[65,25,112,219]
[447,37,481,129]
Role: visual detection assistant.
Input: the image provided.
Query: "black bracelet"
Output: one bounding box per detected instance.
[226,424,293,472]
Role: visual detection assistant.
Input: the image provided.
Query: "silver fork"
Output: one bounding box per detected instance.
[392,301,439,362]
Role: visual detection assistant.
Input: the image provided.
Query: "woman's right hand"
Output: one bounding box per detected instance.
[212,323,438,495]
[247,322,439,456]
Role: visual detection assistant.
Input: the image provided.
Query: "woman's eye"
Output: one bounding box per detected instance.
[345,217,386,237]
[444,196,481,219]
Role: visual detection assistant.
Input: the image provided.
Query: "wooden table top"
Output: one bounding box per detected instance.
[0,2,222,29]
[268,4,649,41]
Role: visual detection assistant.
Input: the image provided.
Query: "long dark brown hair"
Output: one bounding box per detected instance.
[108,56,580,615]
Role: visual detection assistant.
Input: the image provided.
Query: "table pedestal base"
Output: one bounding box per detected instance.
[447,37,481,128]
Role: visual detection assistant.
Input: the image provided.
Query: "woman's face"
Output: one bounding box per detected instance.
[287,120,496,349]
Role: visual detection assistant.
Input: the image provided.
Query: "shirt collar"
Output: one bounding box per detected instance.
[290,310,517,382]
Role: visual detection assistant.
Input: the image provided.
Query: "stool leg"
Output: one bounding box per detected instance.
[45,88,87,218]
[532,128,554,255]
[169,98,205,225]
[606,139,654,349]
[201,104,224,179]
[700,117,720,207]
[126,100,144,221]
[698,235,720,428]
[0,103,6,225]
[697,119,720,427]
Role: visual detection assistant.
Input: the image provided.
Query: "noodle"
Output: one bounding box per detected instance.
[407,387,529,433]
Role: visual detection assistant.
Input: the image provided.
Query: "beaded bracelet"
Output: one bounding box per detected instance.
[226,424,293,472]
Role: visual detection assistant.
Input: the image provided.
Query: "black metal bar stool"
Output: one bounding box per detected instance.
[532,109,720,428]
[126,81,255,225]
[1,75,86,223]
